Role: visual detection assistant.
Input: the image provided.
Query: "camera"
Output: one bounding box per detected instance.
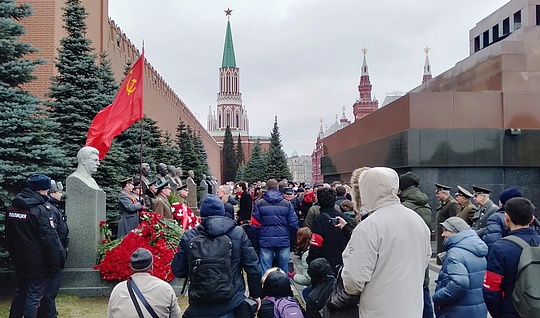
[330,217,338,225]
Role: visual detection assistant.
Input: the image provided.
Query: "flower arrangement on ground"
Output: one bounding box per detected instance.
[94,212,183,282]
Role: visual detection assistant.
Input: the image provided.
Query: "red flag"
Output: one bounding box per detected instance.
[86,52,145,160]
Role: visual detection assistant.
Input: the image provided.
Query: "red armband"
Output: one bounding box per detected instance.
[483,270,503,291]
[310,233,324,247]
[251,216,261,228]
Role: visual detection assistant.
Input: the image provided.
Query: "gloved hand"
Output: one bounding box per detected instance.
[287,270,296,279]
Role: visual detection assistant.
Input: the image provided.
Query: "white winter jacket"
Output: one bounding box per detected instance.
[341,167,431,318]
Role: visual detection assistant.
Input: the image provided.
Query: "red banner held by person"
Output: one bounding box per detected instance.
[86,51,145,160]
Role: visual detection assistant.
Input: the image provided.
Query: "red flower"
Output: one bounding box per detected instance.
[99,220,107,227]
[95,212,182,282]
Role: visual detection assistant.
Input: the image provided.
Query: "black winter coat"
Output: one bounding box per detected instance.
[5,188,65,279]
[306,258,335,318]
[324,266,359,318]
[307,207,351,275]
[48,195,69,252]
[237,191,253,222]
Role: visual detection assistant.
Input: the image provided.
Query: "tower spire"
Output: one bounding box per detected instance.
[361,47,369,76]
[222,8,236,68]
[422,47,432,84]
[352,48,378,121]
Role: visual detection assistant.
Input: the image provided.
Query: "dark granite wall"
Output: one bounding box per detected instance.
[322,129,540,213]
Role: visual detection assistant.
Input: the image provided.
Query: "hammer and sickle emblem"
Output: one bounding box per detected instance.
[126,76,137,96]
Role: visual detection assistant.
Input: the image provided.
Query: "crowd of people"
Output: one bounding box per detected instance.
[4,166,540,318]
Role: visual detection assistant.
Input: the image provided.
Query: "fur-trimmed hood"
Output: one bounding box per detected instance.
[358,167,401,212]
[350,167,371,212]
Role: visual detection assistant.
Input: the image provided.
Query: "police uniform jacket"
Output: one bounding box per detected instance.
[48,195,70,252]
[5,188,65,279]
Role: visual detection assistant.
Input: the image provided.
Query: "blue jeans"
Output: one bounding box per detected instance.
[9,276,48,318]
[259,246,290,276]
[423,286,434,318]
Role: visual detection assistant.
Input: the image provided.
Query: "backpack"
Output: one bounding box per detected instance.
[188,226,234,304]
[266,296,304,318]
[503,235,540,318]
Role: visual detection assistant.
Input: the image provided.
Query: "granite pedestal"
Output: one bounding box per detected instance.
[61,175,106,296]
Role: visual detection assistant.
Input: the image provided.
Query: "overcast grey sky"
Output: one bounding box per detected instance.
[108,0,509,156]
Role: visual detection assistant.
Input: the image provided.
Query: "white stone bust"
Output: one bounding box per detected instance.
[69,146,101,190]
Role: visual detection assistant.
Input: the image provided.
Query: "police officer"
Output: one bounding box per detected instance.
[38,179,70,317]
[5,174,65,318]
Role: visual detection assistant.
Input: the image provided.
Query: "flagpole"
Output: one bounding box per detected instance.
[138,42,145,189]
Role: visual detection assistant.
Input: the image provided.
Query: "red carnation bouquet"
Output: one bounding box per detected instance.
[303,191,316,204]
[172,202,200,230]
[94,212,184,282]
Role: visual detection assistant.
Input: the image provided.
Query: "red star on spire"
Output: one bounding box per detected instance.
[225,7,233,16]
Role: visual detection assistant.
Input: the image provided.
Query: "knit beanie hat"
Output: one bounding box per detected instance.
[399,171,420,191]
[499,187,522,206]
[441,217,470,233]
[200,194,225,218]
[130,248,153,272]
[27,174,52,191]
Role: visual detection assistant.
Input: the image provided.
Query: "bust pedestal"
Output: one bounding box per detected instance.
[61,174,107,296]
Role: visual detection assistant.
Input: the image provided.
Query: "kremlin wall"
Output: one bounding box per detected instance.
[16,0,221,179]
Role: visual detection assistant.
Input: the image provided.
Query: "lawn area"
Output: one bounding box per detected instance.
[0,293,189,317]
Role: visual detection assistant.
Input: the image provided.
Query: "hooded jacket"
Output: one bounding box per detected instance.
[5,188,65,279]
[399,186,432,228]
[341,167,432,318]
[432,229,488,318]
[172,216,261,317]
[251,189,299,248]
[399,185,432,288]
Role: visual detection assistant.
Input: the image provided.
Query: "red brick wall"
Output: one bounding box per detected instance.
[16,0,222,181]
